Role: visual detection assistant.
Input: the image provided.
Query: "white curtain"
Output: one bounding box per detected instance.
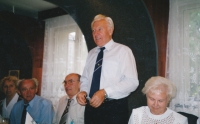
[166,0,200,117]
[41,15,88,107]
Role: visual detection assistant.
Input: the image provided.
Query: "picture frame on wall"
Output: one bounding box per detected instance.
[9,70,20,78]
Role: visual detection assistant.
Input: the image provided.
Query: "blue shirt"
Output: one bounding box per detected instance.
[10,95,54,124]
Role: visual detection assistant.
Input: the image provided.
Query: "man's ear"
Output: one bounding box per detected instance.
[108,27,114,36]
[17,89,21,95]
[36,87,38,93]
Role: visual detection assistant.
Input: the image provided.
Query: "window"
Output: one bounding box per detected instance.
[41,15,88,107]
[166,0,200,117]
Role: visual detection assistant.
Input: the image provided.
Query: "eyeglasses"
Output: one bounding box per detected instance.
[63,79,79,85]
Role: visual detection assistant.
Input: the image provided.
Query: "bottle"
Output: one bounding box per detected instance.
[70,120,74,124]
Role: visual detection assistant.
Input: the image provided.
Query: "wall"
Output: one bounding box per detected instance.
[0,11,44,95]
[0,0,169,111]
[143,0,169,77]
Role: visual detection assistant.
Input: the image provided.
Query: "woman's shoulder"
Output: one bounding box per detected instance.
[132,106,146,113]
[167,108,185,118]
[174,112,188,121]
[167,108,188,123]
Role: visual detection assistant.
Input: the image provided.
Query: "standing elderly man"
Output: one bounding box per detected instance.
[76,14,139,124]
[54,73,85,124]
[10,78,54,124]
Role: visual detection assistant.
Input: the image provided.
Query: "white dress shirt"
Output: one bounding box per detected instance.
[128,106,188,124]
[53,94,85,124]
[197,118,200,124]
[2,93,19,119]
[80,39,139,99]
[25,112,36,124]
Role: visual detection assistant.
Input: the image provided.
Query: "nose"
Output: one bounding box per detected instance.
[26,89,32,94]
[8,86,11,91]
[153,101,158,107]
[65,83,71,87]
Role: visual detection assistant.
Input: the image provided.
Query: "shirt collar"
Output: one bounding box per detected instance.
[65,94,78,106]
[3,93,19,108]
[3,93,18,104]
[95,39,114,52]
[24,95,37,107]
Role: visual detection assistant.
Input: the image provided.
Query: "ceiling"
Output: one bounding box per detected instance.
[0,0,59,19]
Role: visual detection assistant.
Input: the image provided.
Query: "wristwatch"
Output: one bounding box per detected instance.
[104,91,108,99]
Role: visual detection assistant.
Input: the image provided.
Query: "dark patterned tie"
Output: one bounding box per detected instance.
[59,99,72,124]
[21,104,29,124]
[89,47,105,98]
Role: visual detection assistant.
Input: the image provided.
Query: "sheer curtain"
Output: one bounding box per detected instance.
[41,15,88,107]
[166,0,200,117]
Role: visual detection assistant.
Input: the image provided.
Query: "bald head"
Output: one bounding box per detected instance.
[63,73,81,99]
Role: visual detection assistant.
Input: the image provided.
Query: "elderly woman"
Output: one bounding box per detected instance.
[128,76,188,124]
[0,76,21,119]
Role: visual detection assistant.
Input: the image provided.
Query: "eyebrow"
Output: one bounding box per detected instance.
[65,79,73,81]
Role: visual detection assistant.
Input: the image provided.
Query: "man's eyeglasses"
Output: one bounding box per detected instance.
[63,79,79,85]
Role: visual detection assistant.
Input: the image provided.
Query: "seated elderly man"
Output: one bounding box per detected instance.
[10,78,54,124]
[54,73,85,124]
[128,76,188,124]
[0,76,21,120]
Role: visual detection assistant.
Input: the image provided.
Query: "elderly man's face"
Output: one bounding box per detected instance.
[146,91,169,115]
[19,80,37,104]
[64,74,80,99]
[3,80,17,97]
[92,19,113,47]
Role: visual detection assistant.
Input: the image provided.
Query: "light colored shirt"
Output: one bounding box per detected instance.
[2,93,19,119]
[10,95,54,124]
[128,106,188,124]
[53,94,85,124]
[25,112,36,123]
[81,39,139,99]
[197,118,200,124]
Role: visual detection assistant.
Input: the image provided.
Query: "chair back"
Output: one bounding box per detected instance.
[178,112,198,124]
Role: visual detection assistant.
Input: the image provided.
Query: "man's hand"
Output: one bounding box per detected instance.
[76,91,87,106]
[90,89,106,108]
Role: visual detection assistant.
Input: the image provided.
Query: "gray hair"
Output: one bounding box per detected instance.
[17,78,39,89]
[91,14,114,30]
[142,76,176,101]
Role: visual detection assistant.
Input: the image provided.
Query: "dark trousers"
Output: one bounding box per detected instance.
[85,97,129,124]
